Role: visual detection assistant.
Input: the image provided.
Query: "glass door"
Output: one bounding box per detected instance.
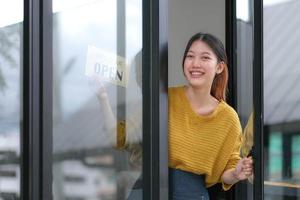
[235,0,300,199]
[52,0,144,199]
[0,0,23,199]
[234,0,263,199]
[51,0,168,200]
[7,0,167,199]
[235,0,255,199]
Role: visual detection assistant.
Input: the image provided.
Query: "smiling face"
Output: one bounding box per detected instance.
[183,40,224,89]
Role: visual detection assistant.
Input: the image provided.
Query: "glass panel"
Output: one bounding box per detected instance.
[236,0,254,199]
[0,0,23,199]
[52,0,143,199]
[263,0,300,199]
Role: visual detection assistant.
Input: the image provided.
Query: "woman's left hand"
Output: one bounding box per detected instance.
[233,157,253,181]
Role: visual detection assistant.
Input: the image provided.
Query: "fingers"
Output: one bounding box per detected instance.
[240,157,254,178]
[243,168,253,175]
[90,75,104,86]
[242,157,253,168]
[242,157,253,164]
[88,75,109,98]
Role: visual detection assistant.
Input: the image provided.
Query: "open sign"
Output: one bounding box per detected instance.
[85,45,129,87]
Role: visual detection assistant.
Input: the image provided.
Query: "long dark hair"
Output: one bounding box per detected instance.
[182,32,229,101]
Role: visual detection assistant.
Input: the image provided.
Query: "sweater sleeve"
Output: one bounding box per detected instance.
[115,111,142,149]
[221,126,243,191]
[115,117,142,165]
[116,119,126,149]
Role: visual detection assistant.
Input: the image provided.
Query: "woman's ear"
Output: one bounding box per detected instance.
[216,61,225,74]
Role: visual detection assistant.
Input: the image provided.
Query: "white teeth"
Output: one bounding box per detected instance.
[190,72,203,75]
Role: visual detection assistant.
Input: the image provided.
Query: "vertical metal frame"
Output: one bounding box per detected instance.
[253,0,264,199]
[225,1,238,199]
[116,1,127,198]
[22,0,52,199]
[42,0,53,199]
[226,0,237,108]
[227,0,264,199]
[143,0,168,199]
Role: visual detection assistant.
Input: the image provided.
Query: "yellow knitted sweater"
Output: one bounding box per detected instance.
[168,86,242,191]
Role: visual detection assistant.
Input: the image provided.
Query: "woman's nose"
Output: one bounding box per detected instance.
[192,57,201,67]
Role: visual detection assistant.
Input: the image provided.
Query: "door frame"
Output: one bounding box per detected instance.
[22,0,53,199]
[226,0,264,199]
[143,0,168,199]
[252,0,264,199]
[22,0,168,199]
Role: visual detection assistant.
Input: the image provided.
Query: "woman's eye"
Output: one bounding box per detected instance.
[186,55,194,58]
[202,56,210,60]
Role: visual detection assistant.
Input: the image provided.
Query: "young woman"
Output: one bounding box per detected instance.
[168,32,253,200]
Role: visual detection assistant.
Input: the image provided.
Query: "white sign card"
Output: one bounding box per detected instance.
[85,45,129,87]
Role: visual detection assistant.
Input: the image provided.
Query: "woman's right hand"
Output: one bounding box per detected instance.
[89,75,117,146]
[233,157,253,181]
[88,75,108,99]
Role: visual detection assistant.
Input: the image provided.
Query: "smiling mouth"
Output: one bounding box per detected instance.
[190,71,204,77]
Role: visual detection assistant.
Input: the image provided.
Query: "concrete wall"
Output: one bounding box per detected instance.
[168,0,226,87]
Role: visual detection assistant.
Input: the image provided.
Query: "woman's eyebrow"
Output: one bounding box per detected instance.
[187,50,212,56]
[187,50,195,54]
[201,52,211,55]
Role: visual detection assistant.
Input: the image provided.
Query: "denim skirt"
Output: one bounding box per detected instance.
[169,168,210,200]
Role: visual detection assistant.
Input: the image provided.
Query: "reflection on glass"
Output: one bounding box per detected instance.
[0,1,22,199]
[264,0,300,199]
[236,0,254,199]
[52,0,143,199]
[236,0,250,22]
